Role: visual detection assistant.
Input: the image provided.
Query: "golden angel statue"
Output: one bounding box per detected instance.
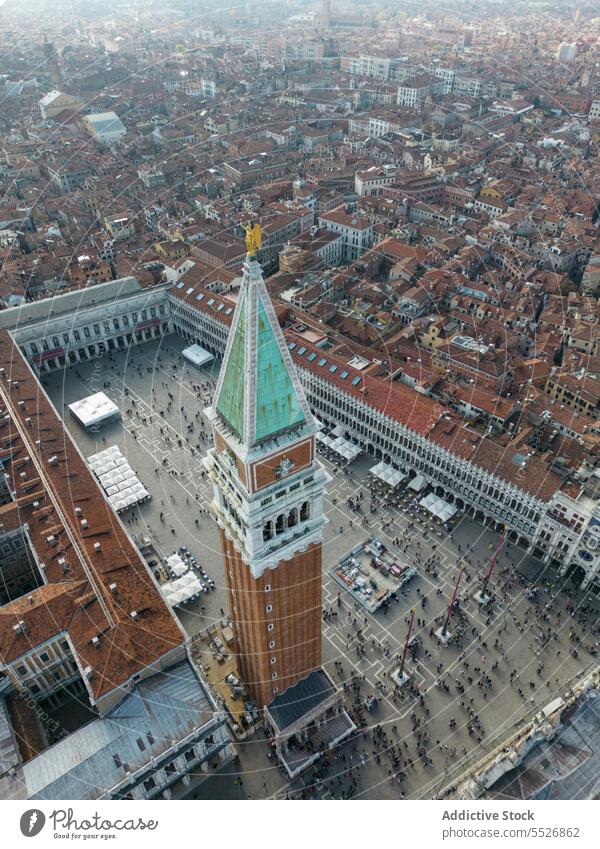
[243,222,262,255]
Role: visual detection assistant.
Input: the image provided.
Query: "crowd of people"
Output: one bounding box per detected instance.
[49,342,600,802]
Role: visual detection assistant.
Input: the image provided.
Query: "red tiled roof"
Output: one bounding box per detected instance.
[287,338,443,437]
[184,293,565,502]
[0,332,183,702]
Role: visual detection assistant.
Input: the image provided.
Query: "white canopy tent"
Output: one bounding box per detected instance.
[419,492,458,523]
[182,343,214,369]
[166,553,188,577]
[369,461,407,489]
[69,392,120,430]
[160,573,205,607]
[328,435,362,462]
[408,474,427,493]
[87,446,150,513]
[317,429,361,463]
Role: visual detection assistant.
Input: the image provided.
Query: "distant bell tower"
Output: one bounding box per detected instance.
[321,0,331,28]
[43,34,62,88]
[205,230,328,708]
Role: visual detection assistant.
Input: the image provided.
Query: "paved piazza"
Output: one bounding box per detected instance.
[43,337,600,801]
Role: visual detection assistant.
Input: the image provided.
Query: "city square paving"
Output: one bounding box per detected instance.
[42,336,600,800]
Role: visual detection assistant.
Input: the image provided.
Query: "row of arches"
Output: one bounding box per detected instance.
[432,485,530,548]
[316,403,541,530]
[263,502,311,541]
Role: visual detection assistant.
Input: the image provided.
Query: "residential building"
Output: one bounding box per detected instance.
[82,111,127,145]
[318,206,373,261]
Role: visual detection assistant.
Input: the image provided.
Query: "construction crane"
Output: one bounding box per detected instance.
[480,526,507,601]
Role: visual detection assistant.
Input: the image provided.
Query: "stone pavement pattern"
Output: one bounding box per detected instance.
[43,337,600,800]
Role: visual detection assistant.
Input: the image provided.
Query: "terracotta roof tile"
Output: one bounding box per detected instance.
[0,331,183,702]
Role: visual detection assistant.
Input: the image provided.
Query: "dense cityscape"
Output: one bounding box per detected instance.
[1,0,600,810]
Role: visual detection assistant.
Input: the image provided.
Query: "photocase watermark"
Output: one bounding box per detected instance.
[19,807,159,840]
[20,809,46,837]
[14,683,62,736]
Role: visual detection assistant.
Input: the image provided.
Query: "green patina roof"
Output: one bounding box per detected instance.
[215,283,305,445]
[216,289,246,439]
[255,299,304,442]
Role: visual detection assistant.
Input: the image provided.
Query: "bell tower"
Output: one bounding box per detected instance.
[204,240,328,707]
[43,34,62,88]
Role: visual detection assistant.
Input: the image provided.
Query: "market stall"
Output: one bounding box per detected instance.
[69,392,120,431]
[87,445,150,513]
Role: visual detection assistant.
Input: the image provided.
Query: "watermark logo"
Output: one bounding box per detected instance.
[19,810,46,837]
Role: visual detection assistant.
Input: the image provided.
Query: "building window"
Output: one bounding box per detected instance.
[16,665,27,676]
[39,652,49,663]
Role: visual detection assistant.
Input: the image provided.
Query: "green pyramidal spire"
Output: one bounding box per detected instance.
[215,289,246,439]
[214,253,312,448]
[254,299,304,441]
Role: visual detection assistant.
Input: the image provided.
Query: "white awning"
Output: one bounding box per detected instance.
[327,435,361,461]
[369,461,407,488]
[408,474,427,492]
[419,492,457,522]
